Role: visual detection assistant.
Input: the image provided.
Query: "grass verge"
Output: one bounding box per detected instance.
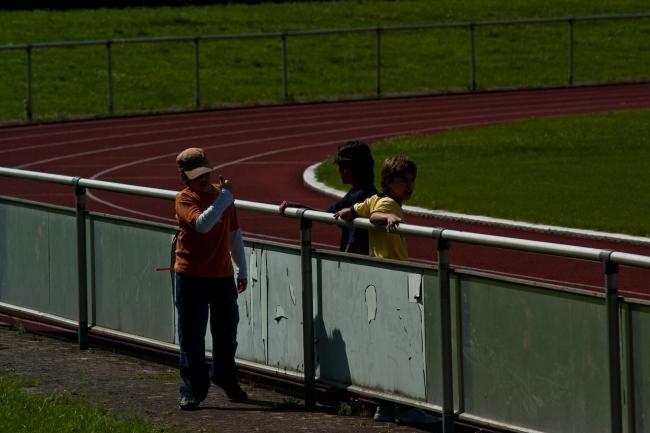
[316,109,650,236]
[0,1,649,122]
[0,371,174,433]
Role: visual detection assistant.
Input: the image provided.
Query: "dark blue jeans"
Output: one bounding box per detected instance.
[175,273,240,400]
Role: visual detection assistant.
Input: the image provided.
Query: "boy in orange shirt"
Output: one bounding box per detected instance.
[174,147,248,410]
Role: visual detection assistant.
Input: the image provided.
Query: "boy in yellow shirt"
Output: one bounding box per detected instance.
[334,155,416,260]
[334,156,438,426]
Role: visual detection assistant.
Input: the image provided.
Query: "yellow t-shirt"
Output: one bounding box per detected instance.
[353,194,407,260]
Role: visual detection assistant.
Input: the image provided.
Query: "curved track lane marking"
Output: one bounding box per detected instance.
[3,84,650,295]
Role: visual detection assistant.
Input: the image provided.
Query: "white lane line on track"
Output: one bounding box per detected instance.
[3,85,649,147]
[10,87,650,247]
[13,93,649,168]
[82,111,595,220]
[84,137,355,219]
[1,90,635,152]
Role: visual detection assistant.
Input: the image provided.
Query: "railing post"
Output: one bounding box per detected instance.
[297,209,315,409]
[436,229,455,433]
[106,41,114,115]
[73,177,89,350]
[468,24,477,92]
[25,45,33,122]
[281,33,288,101]
[567,17,575,86]
[375,27,382,97]
[602,251,622,433]
[194,37,201,108]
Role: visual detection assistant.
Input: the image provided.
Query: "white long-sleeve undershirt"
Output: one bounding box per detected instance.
[229,228,247,280]
[193,188,247,280]
[194,189,233,233]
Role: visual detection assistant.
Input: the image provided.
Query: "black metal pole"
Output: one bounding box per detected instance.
[567,18,575,86]
[602,251,621,433]
[194,37,201,108]
[297,209,315,409]
[469,24,477,92]
[437,230,455,433]
[25,45,33,122]
[375,27,382,97]
[281,33,288,101]
[106,41,114,115]
[73,177,89,350]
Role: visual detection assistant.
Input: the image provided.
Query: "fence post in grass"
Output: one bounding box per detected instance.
[194,37,201,109]
[281,33,289,101]
[567,17,575,86]
[602,251,622,433]
[106,40,114,115]
[436,229,455,433]
[375,27,383,97]
[297,209,316,409]
[25,45,33,122]
[73,177,89,350]
[468,23,477,92]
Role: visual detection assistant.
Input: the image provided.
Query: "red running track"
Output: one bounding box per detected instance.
[2,84,650,298]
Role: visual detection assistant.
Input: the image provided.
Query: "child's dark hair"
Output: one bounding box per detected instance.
[380,156,417,191]
[334,140,374,186]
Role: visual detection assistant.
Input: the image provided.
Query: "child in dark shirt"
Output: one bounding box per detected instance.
[280,140,376,254]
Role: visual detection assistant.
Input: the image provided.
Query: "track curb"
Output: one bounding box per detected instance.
[303,162,650,247]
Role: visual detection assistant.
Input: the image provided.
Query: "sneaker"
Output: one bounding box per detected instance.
[373,402,396,422]
[179,395,200,411]
[218,382,248,402]
[395,405,440,426]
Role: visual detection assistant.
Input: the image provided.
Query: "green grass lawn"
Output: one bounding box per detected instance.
[0,1,649,122]
[316,109,650,236]
[0,372,172,433]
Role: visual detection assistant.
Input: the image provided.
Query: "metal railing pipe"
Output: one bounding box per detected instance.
[2,13,649,53]
[235,199,284,215]
[77,178,176,200]
[610,251,650,268]
[5,168,650,269]
[0,167,75,185]
[440,229,604,261]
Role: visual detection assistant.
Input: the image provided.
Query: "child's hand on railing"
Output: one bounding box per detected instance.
[333,207,355,222]
[385,214,403,232]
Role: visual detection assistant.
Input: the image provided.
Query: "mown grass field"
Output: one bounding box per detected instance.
[316,109,650,236]
[0,1,649,122]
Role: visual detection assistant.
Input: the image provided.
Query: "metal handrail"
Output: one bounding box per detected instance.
[2,13,650,51]
[0,165,636,429]
[2,166,649,268]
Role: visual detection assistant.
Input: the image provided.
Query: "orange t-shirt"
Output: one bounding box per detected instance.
[174,185,239,278]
